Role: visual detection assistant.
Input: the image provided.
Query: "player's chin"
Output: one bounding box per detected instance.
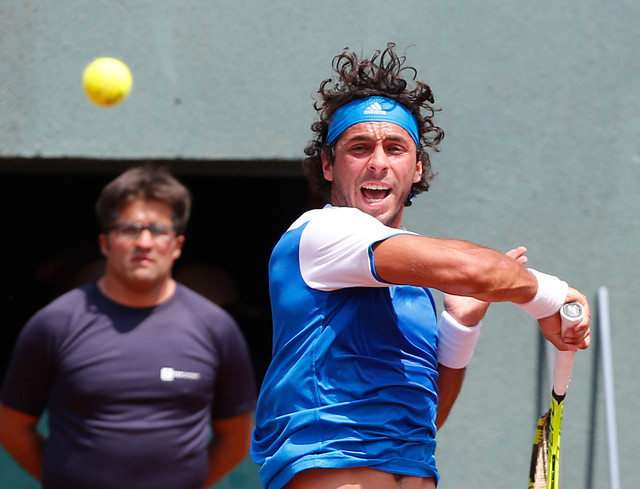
[359,196,399,217]
[358,203,389,222]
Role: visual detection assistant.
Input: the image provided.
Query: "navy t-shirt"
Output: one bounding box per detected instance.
[2,283,256,489]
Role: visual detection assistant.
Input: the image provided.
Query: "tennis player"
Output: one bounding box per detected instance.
[251,43,591,489]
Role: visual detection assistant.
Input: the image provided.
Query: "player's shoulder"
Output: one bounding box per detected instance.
[289,205,384,232]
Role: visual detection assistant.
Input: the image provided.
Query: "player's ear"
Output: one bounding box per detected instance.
[321,151,334,182]
[413,160,423,183]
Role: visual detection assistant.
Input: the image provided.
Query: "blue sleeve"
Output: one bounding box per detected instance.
[298,207,416,291]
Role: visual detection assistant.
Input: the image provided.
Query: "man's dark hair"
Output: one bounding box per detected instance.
[95,165,192,235]
[303,42,444,206]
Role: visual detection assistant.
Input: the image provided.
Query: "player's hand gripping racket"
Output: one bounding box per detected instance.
[528,302,585,489]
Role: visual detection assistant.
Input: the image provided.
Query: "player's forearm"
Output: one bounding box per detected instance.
[373,234,537,303]
[435,365,465,429]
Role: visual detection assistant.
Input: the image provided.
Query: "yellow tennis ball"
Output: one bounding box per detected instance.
[82,57,133,107]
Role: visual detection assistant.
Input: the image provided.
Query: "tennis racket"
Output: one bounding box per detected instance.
[528,302,585,489]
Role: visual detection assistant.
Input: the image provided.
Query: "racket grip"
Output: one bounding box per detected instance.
[552,302,584,397]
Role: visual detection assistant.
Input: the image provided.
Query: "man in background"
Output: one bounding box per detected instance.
[0,166,256,489]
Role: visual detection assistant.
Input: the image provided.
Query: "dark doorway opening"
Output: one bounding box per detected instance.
[1,163,315,388]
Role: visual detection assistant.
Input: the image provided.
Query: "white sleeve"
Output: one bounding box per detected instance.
[297,207,416,291]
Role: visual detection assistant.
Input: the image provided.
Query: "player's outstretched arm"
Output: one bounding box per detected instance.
[441,246,529,326]
[373,235,591,350]
[373,234,537,303]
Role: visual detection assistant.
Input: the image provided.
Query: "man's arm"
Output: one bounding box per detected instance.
[435,365,465,429]
[373,235,537,303]
[0,404,44,480]
[435,247,530,429]
[435,294,490,429]
[373,235,591,350]
[203,412,253,488]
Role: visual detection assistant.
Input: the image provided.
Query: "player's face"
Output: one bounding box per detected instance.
[99,199,184,291]
[322,121,423,228]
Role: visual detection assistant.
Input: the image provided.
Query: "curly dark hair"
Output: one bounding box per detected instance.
[303,43,444,206]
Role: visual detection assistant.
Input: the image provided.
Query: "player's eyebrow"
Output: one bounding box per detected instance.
[343,133,411,144]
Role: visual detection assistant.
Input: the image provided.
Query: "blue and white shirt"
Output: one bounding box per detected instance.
[252,205,440,489]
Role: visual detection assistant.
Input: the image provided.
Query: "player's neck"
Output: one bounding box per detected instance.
[97,274,177,308]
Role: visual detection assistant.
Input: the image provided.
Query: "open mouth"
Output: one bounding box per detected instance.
[361,184,391,203]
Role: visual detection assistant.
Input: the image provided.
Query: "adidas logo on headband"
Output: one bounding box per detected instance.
[363,102,386,115]
[326,96,419,145]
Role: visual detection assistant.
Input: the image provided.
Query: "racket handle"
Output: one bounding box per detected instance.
[552,302,584,397]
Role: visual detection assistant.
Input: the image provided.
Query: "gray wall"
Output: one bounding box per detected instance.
[2,1,637,488]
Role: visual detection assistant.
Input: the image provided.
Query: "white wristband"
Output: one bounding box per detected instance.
[516,268,568,320]
[437,310,482,369]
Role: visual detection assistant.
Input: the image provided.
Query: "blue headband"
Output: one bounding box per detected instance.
[326,96,420,145]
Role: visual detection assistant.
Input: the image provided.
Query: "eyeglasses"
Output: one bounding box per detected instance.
[107,222,177,242]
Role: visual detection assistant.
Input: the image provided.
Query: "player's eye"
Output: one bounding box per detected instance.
[349,144,370,154]
[386,144,407,154]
